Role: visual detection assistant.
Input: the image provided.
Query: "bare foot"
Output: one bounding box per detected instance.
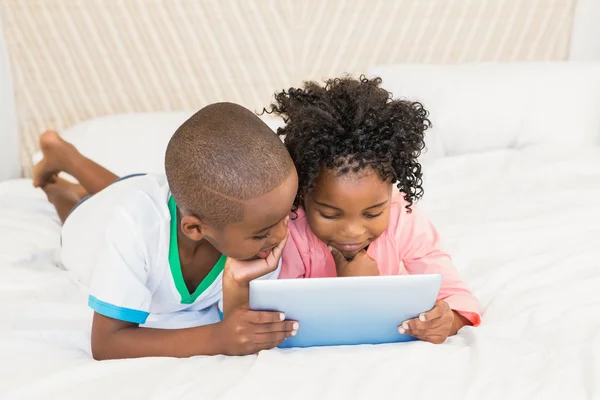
[32,131,80,188]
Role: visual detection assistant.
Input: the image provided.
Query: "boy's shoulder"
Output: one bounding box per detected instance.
[67,173,172,237]
[112,173,170,210]
[61,174,172,286]
[104,174,172,231]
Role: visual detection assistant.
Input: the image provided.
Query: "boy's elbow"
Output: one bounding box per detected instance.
[91,337,119,361]
[91,313,139,360]
[91,341,110,361]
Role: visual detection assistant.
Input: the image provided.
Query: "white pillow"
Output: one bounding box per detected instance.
[369,62,600,158]
[32,112,286,178]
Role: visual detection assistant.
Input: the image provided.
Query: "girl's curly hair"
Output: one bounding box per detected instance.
[265,75,431,213]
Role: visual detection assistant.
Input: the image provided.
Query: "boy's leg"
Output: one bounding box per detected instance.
[41,178,88,223]
[33,130,119,195]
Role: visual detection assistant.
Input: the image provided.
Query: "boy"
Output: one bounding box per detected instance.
[34,103,299,359]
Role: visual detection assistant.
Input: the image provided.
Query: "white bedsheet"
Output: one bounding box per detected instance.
[1,146,599,399]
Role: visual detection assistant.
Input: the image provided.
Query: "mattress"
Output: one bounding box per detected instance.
[1,146,599,399]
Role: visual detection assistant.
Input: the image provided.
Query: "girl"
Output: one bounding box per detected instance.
[270,76,481,344]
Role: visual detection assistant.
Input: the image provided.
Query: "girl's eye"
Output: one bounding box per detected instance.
[364,211,384,219]
[252,232,270,240]
[319,213,339,220]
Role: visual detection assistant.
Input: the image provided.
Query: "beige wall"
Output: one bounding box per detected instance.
[0,0,575,176]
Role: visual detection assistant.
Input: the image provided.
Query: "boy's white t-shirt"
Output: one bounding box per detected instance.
[60,174,280,329]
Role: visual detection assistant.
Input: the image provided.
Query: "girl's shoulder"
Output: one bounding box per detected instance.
[288,207,322,248]
[282,207,332,278]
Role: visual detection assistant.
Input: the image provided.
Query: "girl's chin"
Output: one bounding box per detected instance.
[336,247,365,260]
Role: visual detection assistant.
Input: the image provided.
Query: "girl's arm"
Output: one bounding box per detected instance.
[394,203,481,328]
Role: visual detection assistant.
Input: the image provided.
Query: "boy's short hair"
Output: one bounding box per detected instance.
[165,102,292,229]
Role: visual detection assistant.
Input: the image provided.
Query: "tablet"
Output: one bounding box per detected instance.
[249,274,442,348]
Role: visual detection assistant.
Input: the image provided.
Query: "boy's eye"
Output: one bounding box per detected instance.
[364,211,383,219]
[319,212,339,220]
[252,232,270,240]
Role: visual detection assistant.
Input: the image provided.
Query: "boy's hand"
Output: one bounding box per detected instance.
[330,247,380,277]
[222,218,289,316]
[215,307,298,355]
[398,300,462,344]
[223,217,289,287]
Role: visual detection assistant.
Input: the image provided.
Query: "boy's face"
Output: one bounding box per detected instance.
[203,168,298,261]
[303,167,393,260]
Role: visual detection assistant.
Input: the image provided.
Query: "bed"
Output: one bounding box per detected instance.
[1,1,600,399]
[1,144,600,399]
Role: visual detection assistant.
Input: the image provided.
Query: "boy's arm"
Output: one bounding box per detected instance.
[91,308,296,360]
[89,209,295,359]
[91,313,220,359]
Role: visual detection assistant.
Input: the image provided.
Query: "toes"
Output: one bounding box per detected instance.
[32,159,59,188]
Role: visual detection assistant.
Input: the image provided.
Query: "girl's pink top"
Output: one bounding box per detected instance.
[280,191,481,326]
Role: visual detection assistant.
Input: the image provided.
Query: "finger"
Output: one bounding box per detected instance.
[399,314,452,339]
[253,322,298,343]
[253,320,299,334]
[398,302,447,330]
[349,250,373,262]
[225,258,280,283]
[328,246,348,270]
[249,310,286,324]
[265,226,289,270]
[398,317,443,335]
[401,324,441,338]
[254,329,297,344]
[419,301,450,323]
[398,317,420,334]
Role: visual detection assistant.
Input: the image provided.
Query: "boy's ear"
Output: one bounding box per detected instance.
[180,215,208,241]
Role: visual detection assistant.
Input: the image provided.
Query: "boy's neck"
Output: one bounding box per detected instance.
[176,213,223,292]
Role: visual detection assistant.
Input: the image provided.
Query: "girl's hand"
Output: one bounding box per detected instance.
[329,247,380,277]
[398,300,466,344]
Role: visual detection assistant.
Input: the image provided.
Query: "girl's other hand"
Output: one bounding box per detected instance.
[399,300,469,344]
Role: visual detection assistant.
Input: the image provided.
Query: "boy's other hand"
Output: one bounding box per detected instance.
[215,307,298,355]
[398,300,464,344]
[330,247,380,277]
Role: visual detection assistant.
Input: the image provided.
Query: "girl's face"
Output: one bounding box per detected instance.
[303,167,393,259]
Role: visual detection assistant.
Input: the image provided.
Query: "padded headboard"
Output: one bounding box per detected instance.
[0,0,578,176]
[0,15,18,180]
